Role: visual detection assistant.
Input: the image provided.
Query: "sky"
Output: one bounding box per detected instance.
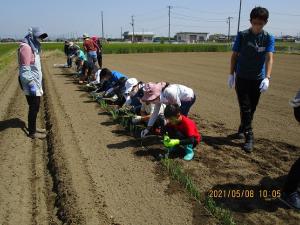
[0,0,299,39]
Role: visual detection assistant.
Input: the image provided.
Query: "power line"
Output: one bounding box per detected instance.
[272,12,300,17]
[168,5,173,43]
[130,15,135,43]
[227,16,233,40]
[172,15,225,23]
[101,11,104,39]
[237,0,242,33]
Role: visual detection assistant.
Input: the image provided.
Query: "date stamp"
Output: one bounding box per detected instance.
[207,189,281,199]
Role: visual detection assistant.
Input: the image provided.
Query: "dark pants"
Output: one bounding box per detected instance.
[67,56,72,67]
[25,96,41,135]
[294,107,300,123]
[97,51,102,68]
[180,95,196,116]
[235,77,262,134]
[283,157,300,194]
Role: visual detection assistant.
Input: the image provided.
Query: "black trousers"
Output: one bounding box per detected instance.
[25,96,41,135]
[97,51,102,68]
[67,56,72,67]
[235,77,262,134]
[283,157,300,194]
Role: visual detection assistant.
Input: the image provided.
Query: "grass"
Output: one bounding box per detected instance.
[161,158,236,225]
[40,42,232,54]
[0,43,18,71]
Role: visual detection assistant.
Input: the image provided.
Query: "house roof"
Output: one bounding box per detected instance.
[124,31,154,36]
[176,32,209,35]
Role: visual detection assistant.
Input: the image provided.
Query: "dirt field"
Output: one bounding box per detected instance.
[0,51,299,225]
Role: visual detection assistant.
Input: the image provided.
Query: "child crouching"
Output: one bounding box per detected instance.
[163,104,201,161]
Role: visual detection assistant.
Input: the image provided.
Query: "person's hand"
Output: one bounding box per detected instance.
[105,88,114,96]
[227,74,235,89]
[141,128,149,138]
[259,78,270,93]
[132,116,142,124]
[163,138,180,148]
[28,81,36,96]
[163,134,170,144]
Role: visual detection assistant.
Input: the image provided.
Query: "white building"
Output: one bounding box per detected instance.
[175,32,209,43]
[123,31,155,42]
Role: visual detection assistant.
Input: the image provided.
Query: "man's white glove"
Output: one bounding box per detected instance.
[132,116,142,124]
[106,87,114,94]
[259,78,270,93]
[141,128,149,138]
[227,74,235,89]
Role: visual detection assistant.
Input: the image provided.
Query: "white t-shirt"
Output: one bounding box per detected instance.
[141,102,165,115]
[160,84,194,106]
[147,84,195,127]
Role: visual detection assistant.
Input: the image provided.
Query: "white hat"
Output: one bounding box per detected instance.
[125,78,139,94]
[83,33,90,39]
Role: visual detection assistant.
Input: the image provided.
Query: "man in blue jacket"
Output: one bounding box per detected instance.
[228,6,275,152]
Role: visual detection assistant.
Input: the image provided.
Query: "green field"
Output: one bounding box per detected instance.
[0,43,18,70]
[1,41,299,59]
[39,42,232,54]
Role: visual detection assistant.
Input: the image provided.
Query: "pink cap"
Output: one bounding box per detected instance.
[141,82,166,101]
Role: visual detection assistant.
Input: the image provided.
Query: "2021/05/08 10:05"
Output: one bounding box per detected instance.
[207,189,281,199]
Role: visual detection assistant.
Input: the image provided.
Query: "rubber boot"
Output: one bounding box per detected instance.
[244,131,254,153]
[237,125,245,139]
[183,144,194,161]
[280,192,300,210]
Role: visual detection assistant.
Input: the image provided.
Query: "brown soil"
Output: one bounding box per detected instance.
[0,51,299,225]
[103,52,300,225]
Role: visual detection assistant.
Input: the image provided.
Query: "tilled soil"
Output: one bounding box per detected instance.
[0,51,218,225]
[0,51,299,225]
[102,52,300,225]
[0,60,59,224]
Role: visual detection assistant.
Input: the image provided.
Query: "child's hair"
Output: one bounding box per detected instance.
[100,68,112,80]
[164,104,181,118]
[250,7,269,22]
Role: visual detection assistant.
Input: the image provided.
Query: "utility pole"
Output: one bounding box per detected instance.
[130,15,135,43]
[237,0,242,33]
[168,5,173,43]
[121,27,123,40]
[101,11,104,39]
[227,16,233,41]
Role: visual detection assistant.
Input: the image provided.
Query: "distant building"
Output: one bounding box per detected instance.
[175,32,209,43]
[0,38,16,42]
[123,31,154,42]
[209,34,236,42]
[276,35,296,42]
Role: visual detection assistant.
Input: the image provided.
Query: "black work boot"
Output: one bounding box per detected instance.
[236,125,245,139]
[244,131,254,153]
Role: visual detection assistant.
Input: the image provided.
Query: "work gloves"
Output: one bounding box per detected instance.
[28,81,36,96]
[163,134,180,148]
[132,115,142,124]
[227,74,235,89]
[259,78,270,93]
[140,128,150,138]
